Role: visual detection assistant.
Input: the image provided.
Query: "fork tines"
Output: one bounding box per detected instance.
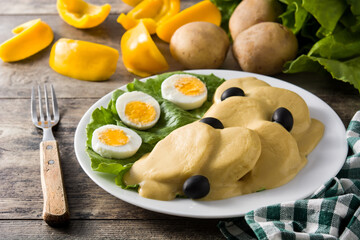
[31,84,59,128]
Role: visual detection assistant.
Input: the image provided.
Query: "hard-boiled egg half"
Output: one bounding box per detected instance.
[92,124,142,159]
[116,91,161,130]
[161,74,207,110]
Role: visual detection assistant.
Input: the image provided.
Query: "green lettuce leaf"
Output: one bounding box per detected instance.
[348,0,360,15]
[344,0,360,32]
[302,0,347,34]
[308,28,360,59]
[279,0,309,34]
[284,54,360,90]
[86,72,225,187]
[279,0,360,93]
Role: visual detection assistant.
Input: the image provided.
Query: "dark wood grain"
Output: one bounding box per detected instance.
[1,0,360,239]
[0,220,224,239]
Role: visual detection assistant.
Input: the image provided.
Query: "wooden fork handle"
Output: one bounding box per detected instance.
[40,140,70,227]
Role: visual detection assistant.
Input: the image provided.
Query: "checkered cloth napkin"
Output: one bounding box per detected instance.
[218,111,360,240]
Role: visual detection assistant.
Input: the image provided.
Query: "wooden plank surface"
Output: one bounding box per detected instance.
[1,0,360,239]
[0,0,132,14]
[0,220,224,239]
[0,0,195,14]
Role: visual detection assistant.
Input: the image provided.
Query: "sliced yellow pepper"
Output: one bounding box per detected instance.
[127,0,163,19]
[117,14,157,34]
[121,21,168,77]
[57,0,111,29]
[49,38,119,81]
[0,19,53,62]
[153,0,180,25]
[118,0,180,34]
[122,0,143,7]
[156,0,221,43]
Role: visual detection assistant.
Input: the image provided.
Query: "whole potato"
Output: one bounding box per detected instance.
[170,22,229,69]
[229,0,283,40]
[232,22,298,75]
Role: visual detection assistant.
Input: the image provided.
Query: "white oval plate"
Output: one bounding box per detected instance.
[74,69,347,219]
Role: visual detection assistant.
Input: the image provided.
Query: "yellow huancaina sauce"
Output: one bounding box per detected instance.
[124,77,324,201]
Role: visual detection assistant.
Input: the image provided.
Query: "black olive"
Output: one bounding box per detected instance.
[220,87,245,101]
[199,117,224,129]
[183,175,210,199]
[272,107,293,132]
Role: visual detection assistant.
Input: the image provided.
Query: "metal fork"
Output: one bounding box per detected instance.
[31,85,69,227]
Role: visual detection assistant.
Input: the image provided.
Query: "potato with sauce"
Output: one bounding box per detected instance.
[124,77,324,201]
[170,21,229,69]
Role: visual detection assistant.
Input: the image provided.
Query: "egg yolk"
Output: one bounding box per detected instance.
[125,101,156,125]
[175,77,205,96]
[98,129,129,146]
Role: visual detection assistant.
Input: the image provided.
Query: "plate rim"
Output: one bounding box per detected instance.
[74,69,348,219]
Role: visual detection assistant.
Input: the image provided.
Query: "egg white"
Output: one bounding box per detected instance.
[116,91,161,130]
[92,124,142,159]
[161,74,208,110]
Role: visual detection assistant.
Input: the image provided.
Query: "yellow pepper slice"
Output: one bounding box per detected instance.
[49,38,119,81]
[156,0,221,43]
[57,0,111,29]
[0,19,53,62]
[117,14,157,34]
[127,0,163,19]
[153,0,180,25]
[121,21,168,77]
[122,0,143,7]
[118,0,180,34]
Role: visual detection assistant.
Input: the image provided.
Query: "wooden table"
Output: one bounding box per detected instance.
[1,1,359,239]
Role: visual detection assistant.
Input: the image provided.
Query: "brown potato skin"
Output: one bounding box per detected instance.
[170,22,230,69]
[229,0,283,40]
[232,22,298,75]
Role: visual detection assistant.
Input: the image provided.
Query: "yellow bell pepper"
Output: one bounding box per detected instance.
[121,21,168,77]
[49,38,119,81]
[153,0,180,25]
[118,0,180,34]
[156,0,221,43]
[57,0,111,29]
[0,19,53,62]
[117,14,157,34]
[126,0,163,19]
[122,0,143,7]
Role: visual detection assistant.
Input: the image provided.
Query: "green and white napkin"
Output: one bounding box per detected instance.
[218,111,360,240]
